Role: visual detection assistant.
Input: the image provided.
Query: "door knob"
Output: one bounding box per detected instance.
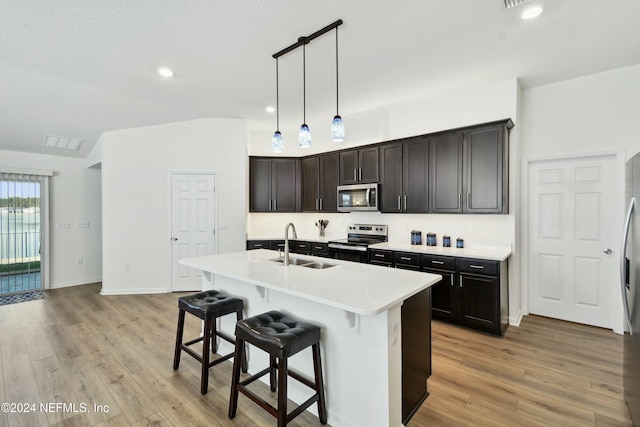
[171,237,178,241]
[603,248,612,254]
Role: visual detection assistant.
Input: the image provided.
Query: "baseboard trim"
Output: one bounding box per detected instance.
[100,287,170,296]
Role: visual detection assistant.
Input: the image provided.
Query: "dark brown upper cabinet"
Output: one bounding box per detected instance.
[339,146,379,185]
[249,157,300,212]
[430,120,511,214]
[301,153,340,212]
[429,132,464,213]
[379,138,429,212]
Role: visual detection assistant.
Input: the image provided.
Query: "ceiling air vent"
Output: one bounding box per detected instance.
[42,135,83,151]
[504,0,533,8]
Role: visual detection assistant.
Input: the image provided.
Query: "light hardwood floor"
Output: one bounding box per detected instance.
[0,283,633,426]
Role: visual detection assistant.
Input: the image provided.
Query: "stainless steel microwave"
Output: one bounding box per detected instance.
[337,183,379,212]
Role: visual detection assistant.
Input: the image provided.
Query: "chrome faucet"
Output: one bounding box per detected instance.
[283,222,297,266]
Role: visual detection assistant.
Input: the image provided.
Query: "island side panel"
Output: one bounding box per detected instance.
[204,273,404,427]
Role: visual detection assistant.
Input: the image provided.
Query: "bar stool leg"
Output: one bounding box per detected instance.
[270,355,278,392]
[276,356,288,427]
[237,310,248,373]
[312,343,328,424]
[173,309,186,370]
[201,319,213,394]
[228,338,244,419]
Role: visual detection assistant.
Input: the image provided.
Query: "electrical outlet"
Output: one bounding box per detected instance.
[78,220,90,228]
[220,222,228,229]
[58,221,70,229]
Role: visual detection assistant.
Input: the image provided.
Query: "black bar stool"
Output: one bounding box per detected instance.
[173,289,246,394]
[228,310,327,427]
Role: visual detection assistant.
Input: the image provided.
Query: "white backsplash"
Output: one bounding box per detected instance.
[247,211,514,251]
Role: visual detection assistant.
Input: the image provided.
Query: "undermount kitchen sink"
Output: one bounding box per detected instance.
[269,258,337,269]
[269,257,312,266]
[301,262,337,269]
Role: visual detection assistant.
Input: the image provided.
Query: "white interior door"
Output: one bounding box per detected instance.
[171,173,215,292]
[528,155,616,328]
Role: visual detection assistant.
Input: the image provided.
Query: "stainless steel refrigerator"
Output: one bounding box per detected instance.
[622,152,640,425]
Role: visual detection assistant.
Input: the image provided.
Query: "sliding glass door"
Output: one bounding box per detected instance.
[0,174,48,295]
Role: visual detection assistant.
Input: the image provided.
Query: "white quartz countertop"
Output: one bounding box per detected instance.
[369,242,512,261]
[247,236,332,243]
[179,249,441,316]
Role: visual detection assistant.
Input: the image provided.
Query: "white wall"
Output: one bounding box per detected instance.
[0,150,102,288]
[247,78,522,322]
[98,118,246,295]
[521,64,640,160]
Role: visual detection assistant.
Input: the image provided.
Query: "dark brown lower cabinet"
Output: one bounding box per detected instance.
[401,287,431,424]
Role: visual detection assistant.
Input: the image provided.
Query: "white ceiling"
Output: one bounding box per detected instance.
[1,0,639,158]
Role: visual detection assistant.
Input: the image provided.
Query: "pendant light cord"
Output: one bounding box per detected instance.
[303,43,306,123]
[335,26,339,116]
[275,57,280,131]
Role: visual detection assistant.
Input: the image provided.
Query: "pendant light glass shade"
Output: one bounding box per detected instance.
[272,130,284,153]
[272,58,284,153]
[331,26,345,142]
[299,124,311,148]
[299,44,311,148]
[331,115,344,142]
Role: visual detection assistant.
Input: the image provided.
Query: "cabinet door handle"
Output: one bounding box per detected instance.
[450,273,454,286]
[269,199,272,210]
[431,260,444,265]
[359,168,363,182]
[314,246,323,250]
[320,199,323,210]
[316,199,319,210]
[400,256,412,261]
[460,276,463,288]
[458,193,462,209]
[273,199,277,210]
[254,244,263,247]
[353,169,357,182]
[404,195,407,210]
[469,265,485,269]
[397,195,401,210]
[374,253,385,258]
[467,193,471,208]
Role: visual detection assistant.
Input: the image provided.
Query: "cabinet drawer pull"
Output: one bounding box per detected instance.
[254,244,263,247]
[469,265,485,269]
[314,246,323,250]
[400,256,412,261]
[374,253,385,258]
[431,260,444,265]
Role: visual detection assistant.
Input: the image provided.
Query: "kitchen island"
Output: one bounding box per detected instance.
[180,249,441,427]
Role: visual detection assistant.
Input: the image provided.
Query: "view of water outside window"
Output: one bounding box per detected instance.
[0,179,42,294]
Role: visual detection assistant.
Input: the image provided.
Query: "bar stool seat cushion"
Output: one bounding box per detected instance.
[178,290,244,322]
[235,310,321,358]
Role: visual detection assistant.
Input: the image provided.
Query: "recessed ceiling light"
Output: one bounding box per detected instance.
[157,67,174,78]
[265,106,276,114]
[521,5,543,19]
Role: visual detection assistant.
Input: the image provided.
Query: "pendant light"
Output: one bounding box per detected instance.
[298,43,311,148]
[331,26,345,142]
[271,57,284,153]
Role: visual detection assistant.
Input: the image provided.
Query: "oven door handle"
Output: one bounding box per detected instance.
[328,243,368,252]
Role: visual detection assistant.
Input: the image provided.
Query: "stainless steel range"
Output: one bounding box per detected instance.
[328,224,388,263]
